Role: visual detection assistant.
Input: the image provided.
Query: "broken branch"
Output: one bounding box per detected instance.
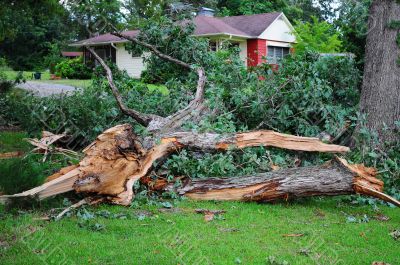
[86,46,161,126]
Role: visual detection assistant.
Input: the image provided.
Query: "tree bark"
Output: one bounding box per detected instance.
[359,0,400,144]
[169,159,387,203]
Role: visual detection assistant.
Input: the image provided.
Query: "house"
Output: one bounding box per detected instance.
[70,10,296,78]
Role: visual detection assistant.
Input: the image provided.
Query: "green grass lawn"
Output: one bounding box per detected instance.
[3,70,92,89]
[0,199,399,265]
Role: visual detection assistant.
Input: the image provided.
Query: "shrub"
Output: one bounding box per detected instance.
[55,57,92,79]
[0,155,64,195]
[0,70,24,94]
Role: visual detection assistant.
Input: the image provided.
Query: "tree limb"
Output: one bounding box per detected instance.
[111,32,192,69]
[161,130,351,153]
[86,46,162,126]
[110,32,208,132]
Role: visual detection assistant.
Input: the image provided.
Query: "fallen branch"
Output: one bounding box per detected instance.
[86,46,161,127]
[167,158,394,204]
[54,197,105,221]
[25,131,80,161]
[1,124,397,208]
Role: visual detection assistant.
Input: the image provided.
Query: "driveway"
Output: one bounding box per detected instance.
[16,81,78,97]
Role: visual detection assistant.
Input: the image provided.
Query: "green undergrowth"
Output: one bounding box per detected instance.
[0,198,399,265]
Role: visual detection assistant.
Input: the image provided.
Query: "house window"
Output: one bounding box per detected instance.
[267,46,290,64]
[209,41,217,51]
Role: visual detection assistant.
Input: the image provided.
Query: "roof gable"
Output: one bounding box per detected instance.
[193,16,249,37]
[220,12,281,37]
[258,13,295,42]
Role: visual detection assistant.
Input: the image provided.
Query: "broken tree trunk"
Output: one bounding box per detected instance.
[1,124,399,207]
[169,158,396,204]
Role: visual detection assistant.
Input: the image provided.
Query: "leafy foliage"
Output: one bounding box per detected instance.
[0,0,73,70]
[349,121,400,198]
[334,0,371,67]
[217,0,321,22]
[293,16,342,54]
[63,0,124,39]
[55,57,92,79]
[43,43,63,74]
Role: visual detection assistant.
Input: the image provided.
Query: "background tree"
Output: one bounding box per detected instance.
[358,0,400,144]
[64,0,123,38]
[334,0,371,67]
[0,0,72,70]
[293,16,342,54]
[217,0,322,22]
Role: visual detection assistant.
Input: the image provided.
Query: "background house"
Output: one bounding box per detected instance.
[70,10,296,78]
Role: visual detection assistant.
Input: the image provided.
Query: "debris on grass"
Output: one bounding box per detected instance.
[313,208,326,218]
[266,256,290,265]
[282,233,304,237]
[195,209,226,222]
[218,227,239,233]
[389,230,400,241]
[158,207,182,214]
[374,214,390,222]
[345,214,370,223]
[0,151,24,159]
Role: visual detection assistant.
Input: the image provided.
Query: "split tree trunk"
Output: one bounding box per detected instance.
[359,0,400,143]
[1,124,399,207]
[170,158,392,203]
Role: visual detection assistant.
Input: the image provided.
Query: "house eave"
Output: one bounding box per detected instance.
[69,40,128,47]
[193,33,252,39]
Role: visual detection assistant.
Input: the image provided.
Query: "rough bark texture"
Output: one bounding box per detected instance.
[359,0,400,143]
[169,159,381,202]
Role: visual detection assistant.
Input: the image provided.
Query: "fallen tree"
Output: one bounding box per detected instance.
[1,33,399,208]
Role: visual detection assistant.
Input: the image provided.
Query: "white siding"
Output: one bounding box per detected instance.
[259,16,295,43]
[116,44,145,78]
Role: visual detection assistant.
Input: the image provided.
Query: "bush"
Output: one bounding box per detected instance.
[0,70,24,94]
[55,57,92,79]
[0,155,63,194]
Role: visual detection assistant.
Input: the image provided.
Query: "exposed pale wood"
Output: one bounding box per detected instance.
[163,130,350,153]
[0,168,80,204]
[54,197,105,221]
[353,184,400,207]
[45,165,79,182]
[0,151,24,159]
[54,198,88,221]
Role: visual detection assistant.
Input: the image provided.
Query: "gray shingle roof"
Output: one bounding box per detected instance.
[71,12,282,46]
